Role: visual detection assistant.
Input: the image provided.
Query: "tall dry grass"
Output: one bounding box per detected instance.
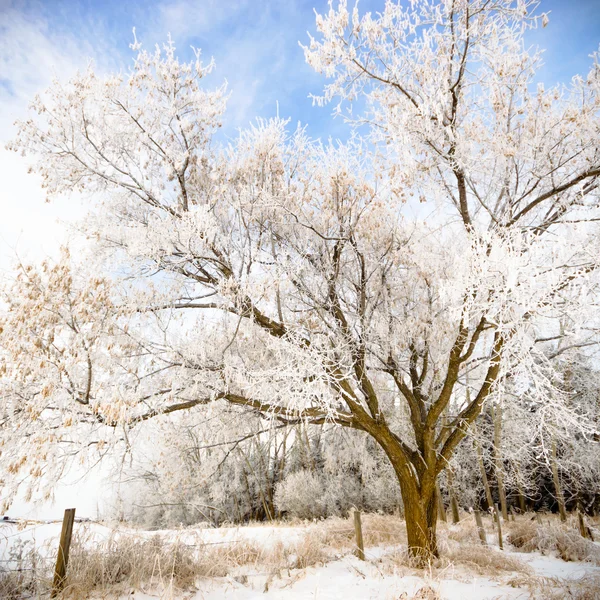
[506,517,600,565]
[0,567,47,600]
[60,527,328,597]
[0,538,51,599]
[324,512,407,553]
[508,573,600,600]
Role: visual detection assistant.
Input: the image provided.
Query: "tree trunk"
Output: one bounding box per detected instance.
[492,405,508,520]
[474,428,494,510]
[374,430,439,564]
[436,482,447,523]
[447,469,460,524]
[399,474,439,563]
[514,462,527,513]
[517,487,526,514]
[551,437,567,522]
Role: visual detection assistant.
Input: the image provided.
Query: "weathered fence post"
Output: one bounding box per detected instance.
[474,509,487,546]
[495,504,504,550]
[51,508,76,598]
[353,509,365,561]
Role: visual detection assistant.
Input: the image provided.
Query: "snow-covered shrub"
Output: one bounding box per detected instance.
[274,470,326,520]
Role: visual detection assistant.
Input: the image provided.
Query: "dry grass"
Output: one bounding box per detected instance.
[506,518,600,565]
[59,527,329,597]
[381,538,531,580]
[0,567,46,600]
[440,542,532,576]
[323,513,407,552]
[285,530,329,569]
[444,520,484,545]
[0,539,50,599]
[63,533,202,596]
[508,573,600,600]
[505,518,538,550]
[398,585,442,599]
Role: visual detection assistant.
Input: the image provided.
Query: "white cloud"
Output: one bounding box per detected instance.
[0,7,99,271]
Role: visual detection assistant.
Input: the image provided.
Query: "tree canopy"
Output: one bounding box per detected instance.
[2,0,599,561]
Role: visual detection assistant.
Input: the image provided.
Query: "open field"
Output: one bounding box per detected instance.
[2,512,599,599]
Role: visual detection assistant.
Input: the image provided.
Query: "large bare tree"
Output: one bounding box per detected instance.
[3,0,600,562]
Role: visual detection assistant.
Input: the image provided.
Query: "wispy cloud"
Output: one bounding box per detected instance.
[141,0,327,132]
[0,0,598,271]
[0,4,96,269]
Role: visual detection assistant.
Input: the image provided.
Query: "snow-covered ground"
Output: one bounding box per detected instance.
[2,515,599,599]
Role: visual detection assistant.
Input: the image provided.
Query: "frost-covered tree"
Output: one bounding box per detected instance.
[0,251,130,507]
[3,0,600,563]
[120,411,399,527]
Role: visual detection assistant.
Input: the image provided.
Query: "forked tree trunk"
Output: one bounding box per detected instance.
[374,431,439,564]
[398,473,439,562]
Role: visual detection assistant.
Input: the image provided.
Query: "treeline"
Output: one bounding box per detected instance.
[118,356,600,528]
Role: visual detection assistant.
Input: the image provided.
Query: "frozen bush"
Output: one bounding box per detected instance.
[275,470,326,519]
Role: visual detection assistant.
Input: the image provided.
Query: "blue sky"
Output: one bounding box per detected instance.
[0,0,598,271]
[2,0,599,141]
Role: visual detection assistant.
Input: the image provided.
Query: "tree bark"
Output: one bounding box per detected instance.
[371,427,439,564]
[492,405,508,520]
[514,462,527,513]
[474,428,494,510]
[447,469,461,523]
[399,473,439,562]
[551,437,567,522]
[436,482,447,523]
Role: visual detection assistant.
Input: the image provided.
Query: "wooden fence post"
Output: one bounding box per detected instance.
[495,504,504,550]
[474,509,487,546]
[51,508,76,598]
[353,509,365,561]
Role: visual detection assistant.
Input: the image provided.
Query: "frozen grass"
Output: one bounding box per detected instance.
[506,516,600,565]
[3,512,599,598]
[323,513,407,552]
[441,541,531,576]
[0,567,47,600]
[403,585,442,599]
[65,533,202,595]
[0,539,50,599]
[381,530,531,579]
[61,527,329,597]
[507,573,600,600]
